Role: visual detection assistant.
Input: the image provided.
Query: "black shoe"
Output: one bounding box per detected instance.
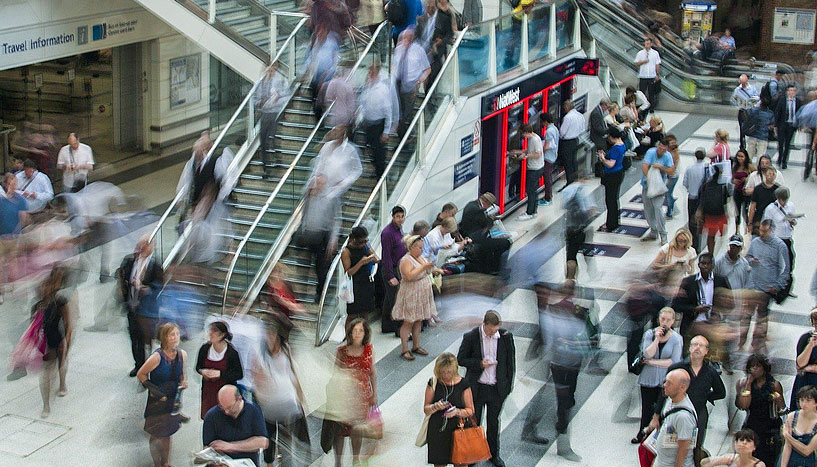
[490,456,506,467]
[522,430,550,444]
[631,429,646,444]
[129,368,139,377]
[99,274,114,283]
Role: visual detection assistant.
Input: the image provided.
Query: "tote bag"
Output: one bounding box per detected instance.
[646,167,668,198]
[450,416,492,464]
[339,273,355,304]
[415,376,437,446]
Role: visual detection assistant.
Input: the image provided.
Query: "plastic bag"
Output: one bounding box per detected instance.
[10,310,46,371]
[646,167,668,198]
[339,274,354,304]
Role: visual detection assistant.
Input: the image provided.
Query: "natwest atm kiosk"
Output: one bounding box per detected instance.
[479,57,599,215]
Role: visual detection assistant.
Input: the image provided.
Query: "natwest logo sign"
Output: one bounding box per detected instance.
[492,87,520,111]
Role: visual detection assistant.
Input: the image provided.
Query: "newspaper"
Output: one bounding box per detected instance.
[192,447,256,466]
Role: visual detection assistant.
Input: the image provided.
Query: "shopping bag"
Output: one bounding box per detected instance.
[415,377,437,446]
[338,274,354,304]
[450,416,492,465]
[9,310,46,371]
[646,167,668,198]
[352,406,384,439]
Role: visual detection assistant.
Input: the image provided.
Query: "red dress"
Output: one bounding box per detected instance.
[336,343,374,429]
[200,355,228,419]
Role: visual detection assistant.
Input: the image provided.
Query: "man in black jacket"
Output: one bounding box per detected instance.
[459,192,495,238]
[119,237,164,376]
[773,84,802,169]
[670,253,731,346]
[589,97,611,152]
[460,192,511,274]
[457,310,515,467]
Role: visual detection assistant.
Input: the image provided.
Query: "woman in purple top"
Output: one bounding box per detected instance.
[380,205,407,334]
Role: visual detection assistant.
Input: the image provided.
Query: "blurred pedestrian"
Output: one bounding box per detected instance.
[254,62,289,178]
[393,29,430,138]
[195,321,243,420]
[664,135,681,219]
[731,149,755,234]
[15,158,53,213]
[632,307,682,445]
[392,235,439,360]
[56,133,94,193]
[380,205,407,335]
[341,226,379,329]
[744,101,774,164]
[359,63,393,179]
[684,147,708,252]
[323,66,357,130]
[253,316,310,467]
[37,266,72,418]
[736,353,785,467]
[0,173,29,236]
[457,310,515,467]
[696,164,730,255]
[264,263,307,318]
[540,112,559,207]
[120,237,164,377]
[731,74,759,149]
[742,219,789,353]
[561,172,597,281]
[387,0,423,45]
[789,310,817,411]
[423,352,475,467]
[307,26,341,119]
[137,322,187,467]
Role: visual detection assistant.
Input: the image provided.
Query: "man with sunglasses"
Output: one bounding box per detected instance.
[203,385,268,466]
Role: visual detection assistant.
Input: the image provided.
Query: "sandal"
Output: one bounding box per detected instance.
[401,351,415,361]
[412,347,429,356]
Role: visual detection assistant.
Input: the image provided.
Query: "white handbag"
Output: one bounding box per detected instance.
[415,376,438,447]
[646,167,668,198]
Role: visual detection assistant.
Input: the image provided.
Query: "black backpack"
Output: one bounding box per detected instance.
[700,180,728,216]
[759,81,772,106]
[387,0,408,27]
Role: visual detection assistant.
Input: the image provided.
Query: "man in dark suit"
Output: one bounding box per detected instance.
[119,237,164,377]
[457,310,515,467]
[670,253,731,346]
[589,97,611,153]
[774,84,802,169]
[459,192,495,239]
[459,192,511,274]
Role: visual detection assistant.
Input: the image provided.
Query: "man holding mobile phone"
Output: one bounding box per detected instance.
[671,253,731,352]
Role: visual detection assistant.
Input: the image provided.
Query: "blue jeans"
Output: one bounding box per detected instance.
[665,175,679,217]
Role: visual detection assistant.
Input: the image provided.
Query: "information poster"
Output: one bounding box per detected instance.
[772,8,816,45]
[170,54,201,109]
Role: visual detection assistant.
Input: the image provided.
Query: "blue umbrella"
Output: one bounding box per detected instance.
[797,100,817,129]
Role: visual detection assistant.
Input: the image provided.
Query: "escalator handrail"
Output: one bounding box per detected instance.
[148,16,310,257]
[221,21,391,315]
[313,27,470,345]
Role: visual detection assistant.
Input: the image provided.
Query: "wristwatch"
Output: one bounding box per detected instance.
[740,390,751,397]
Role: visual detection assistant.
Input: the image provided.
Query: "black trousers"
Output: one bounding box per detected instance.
[560,138,578,185]
[300,230,331,301]
[398,90,416,138]
[687,197,700,253]
[525,167,544,215]
[551,364,580,434]
[380,279,401,334]
[639,78,656,113]
[738,109,749,149]
[778,122,797,165]
[127,311,146,369]
[474,383,506,457]
[363,119,387,178]
[639,385,662,430]
[602,170,624,229]
[259,112,279,169]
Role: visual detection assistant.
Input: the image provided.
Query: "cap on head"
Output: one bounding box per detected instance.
[728,234,744,247]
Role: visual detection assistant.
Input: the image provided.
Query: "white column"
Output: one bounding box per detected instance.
[209,0,216,23]
[521,14,529,72]
[270,13,278,59]
[573,6,581,51]
[548,3,557,59]
[489,21,497,85]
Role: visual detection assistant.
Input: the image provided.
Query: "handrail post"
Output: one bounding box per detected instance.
[270,12,278,59]
[521,13,529,72]
[417,111,426,166]
[452,46,460,100]
[602,66,610,95]
[287,33,296,82]
[573,4,581,51]
[548,3,557,58]
[379,183,388,232]
[209,0,216,23]
[588,37,596,59]
[488,21,497,85]
[247,104,255,142]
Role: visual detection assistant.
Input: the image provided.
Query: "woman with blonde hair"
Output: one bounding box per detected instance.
[423,352,475,467]
[709,128,731,163]
[137,322,187,467]
[392,235,441,360]
[650,228,698,274]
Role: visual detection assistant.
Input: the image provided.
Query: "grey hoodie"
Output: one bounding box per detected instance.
[747,234,789,292]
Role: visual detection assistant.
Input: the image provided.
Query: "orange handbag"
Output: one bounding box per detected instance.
[450,416,492,465]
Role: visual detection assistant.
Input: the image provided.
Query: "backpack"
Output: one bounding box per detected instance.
[759,81,772,106]
[387,0,408,27]
[740,109,759,136]
[700,180,728,216]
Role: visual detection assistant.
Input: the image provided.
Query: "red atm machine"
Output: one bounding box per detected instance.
[479,58,599,214]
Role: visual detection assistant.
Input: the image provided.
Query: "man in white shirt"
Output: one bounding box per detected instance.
[559,99,585,185]
[359,64,393,179]
[15,158,53,213]
[393,29,430,138]
[762,186,796,297]
[56,132,94,193]
[744,155,785,196]
[633,38,661,113]
[254,63,290,177]
[730,74,759,149]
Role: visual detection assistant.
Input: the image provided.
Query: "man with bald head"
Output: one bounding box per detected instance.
[648,369,697,467]
[203,385,268,466]
[650,335,725,452]
[57,133,94,193]
[731,74,760,149]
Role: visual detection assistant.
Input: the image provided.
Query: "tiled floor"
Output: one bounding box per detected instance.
[1,110,816,466]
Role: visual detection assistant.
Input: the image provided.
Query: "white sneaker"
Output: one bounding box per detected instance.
[518,213,536,221]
